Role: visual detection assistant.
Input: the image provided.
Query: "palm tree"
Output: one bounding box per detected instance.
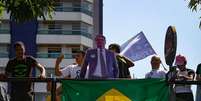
[188,0,201,29]
[0,0,55,22]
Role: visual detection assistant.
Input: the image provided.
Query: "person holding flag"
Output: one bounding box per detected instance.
[108,43,134,78]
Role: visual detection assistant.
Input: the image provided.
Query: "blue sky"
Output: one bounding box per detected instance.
[103,0,201,78]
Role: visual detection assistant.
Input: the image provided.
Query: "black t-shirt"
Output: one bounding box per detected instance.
[5,56,37,93]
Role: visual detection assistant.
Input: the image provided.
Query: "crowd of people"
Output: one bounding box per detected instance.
[0,34,200,101]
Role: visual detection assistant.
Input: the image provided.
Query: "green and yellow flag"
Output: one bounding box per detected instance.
[61,79,169,101]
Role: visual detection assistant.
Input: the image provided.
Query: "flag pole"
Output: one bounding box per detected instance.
[161,62,168,71]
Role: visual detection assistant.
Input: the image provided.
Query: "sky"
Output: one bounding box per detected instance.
[103,0,201,79]
[103,0,201,98]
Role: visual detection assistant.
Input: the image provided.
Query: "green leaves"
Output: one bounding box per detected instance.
[188,0,199,11]
[0,0,55,22]
[199,16,201,29]
[0,2,4,17]
[188,0,201,29]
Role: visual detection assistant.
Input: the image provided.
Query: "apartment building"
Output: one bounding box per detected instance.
[0,0,100,100]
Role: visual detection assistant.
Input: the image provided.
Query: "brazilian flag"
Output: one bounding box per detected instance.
[61,79,169,101]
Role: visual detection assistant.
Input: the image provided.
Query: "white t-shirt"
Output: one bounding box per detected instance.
[145,69,166,79]
[61,64,81,79]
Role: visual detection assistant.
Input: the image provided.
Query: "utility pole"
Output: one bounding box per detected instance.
[93,0,103,47]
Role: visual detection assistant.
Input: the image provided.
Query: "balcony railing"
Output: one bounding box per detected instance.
[0,52,8,58]
[54,6,93,16]
[0,29,10,34]
[0,29,92,39]
[0,52,75,59]
[37,53,74,59]
[37,29,92,38]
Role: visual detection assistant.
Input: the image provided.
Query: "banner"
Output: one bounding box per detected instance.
[61,79,169,101]
[120,31,156,61]
[9,20,38,58]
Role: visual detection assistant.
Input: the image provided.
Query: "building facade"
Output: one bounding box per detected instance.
[0,0,98,100]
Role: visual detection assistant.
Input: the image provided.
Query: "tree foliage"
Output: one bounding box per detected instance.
[0,0,55,22]
[188,0,201,28]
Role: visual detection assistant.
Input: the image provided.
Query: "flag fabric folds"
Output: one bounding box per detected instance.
[120,31,156,61]
[61,79,169,101]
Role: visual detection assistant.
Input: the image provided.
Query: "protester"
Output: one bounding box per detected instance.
[174,54,195,101]
[46,50,86,101]
[80,34,119,79]
[55,50,85,78]
[108,43,134,78]
[196,63,201,101]
[145,56,166,78]
[5,41,46,101]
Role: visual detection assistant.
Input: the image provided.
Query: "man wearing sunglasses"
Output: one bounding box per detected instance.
[174,54,195,101]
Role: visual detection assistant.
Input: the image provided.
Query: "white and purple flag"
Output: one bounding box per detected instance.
[120,31,156,61]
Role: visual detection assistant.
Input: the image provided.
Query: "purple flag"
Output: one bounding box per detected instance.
[120,31,156,61]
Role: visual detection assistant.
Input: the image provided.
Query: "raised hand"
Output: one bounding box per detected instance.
[56,54,64,65]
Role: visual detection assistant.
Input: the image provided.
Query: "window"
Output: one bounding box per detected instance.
[72,23,81,35]
[54,2,63,11]
[73,2,81,12]
[48,47,61,58]
[48,24,62,34]
[72,47,80,58]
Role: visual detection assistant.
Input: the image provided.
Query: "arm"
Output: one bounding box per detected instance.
[5,60,12,77]
[113,53,119,78]
[80,52,89,78]
[123,56,134,67]
[36,63,46,78]
[186,70,195,80]
[178,70,195,80]
[55,54,64,76]
[181,74,194,80]
[196,74,201,80]
[28,56,46,78]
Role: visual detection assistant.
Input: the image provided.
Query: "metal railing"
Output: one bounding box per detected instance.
[0,77,201,101]
[37,29,92,38]
[54,7,93,16]
[0,52,8,58]
[0,29,92,39]
[0,77,56,101]
[37,53,74,59]
[0,29,10,34]
[0,53,77,59]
